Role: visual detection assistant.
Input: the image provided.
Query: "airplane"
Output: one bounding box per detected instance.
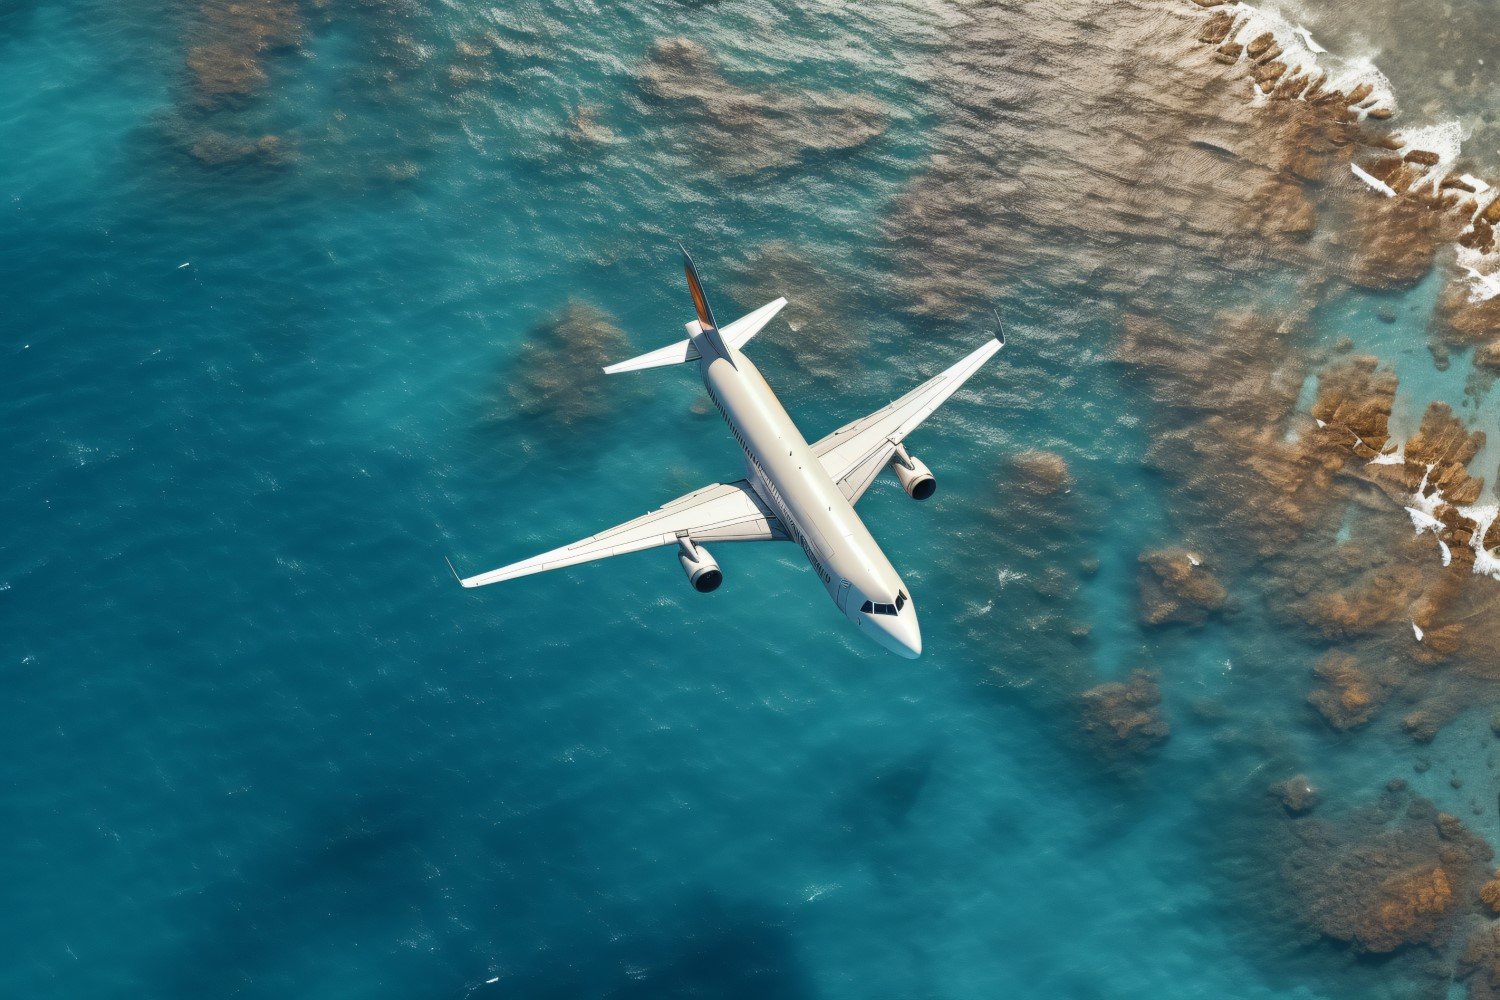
[447,247,1005,658]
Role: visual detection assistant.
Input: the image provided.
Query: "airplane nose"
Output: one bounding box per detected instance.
[895,609,922,659]
[868,604,922,659]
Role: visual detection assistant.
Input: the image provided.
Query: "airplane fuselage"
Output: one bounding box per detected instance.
[691,323,923,658]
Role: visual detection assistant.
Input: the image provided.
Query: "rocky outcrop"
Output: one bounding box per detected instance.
[1079,670,1170,756]
[1138,549,1228,625]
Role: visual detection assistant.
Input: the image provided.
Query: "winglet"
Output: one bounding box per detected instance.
[992,307,1006,347]
[444,556,468,588]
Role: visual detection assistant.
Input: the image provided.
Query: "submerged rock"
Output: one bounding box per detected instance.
[1010,451,1072,495]
[638,38,886,175]
[1460,925,1500,1000]
[1079,670,1170,756]
[507,300,636,428]
[1271,775,1320,815]
[1481,872,1500,914]
[1286,796,1493,954]
[185,0,303,105]
[1138,548,1227,626]
[189,131,294,168]
[1308,651,1388,731]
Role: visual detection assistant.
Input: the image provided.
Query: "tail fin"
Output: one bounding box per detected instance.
[681,243,718,331]
[678,243,733,364]
[603,245,767,374]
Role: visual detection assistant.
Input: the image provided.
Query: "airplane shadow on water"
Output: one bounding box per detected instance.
[146,767,818,999]
[146,787,439,1000]
[497,894,816,1000]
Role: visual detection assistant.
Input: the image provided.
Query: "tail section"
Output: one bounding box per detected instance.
[678,243,733,365]
[602,245,787,374]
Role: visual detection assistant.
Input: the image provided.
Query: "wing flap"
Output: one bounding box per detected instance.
[812,336,1003,503]
[453,480,786,587]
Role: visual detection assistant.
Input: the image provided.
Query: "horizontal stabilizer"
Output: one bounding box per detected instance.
[720,297,787,351]
[603,337,700,374]
[602,298,787,374]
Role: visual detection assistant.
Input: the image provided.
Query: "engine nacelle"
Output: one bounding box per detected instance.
[890,450,936,501]
[677,538,722,593]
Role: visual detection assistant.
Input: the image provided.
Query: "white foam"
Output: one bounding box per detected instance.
[1411,620,1424,641]
[1457,504,1500,580]
[1461,173,1491,194]
[1406,505,1443,533]
[1367,448,1405,465]
[1394,120,1469,194]
[1294,26,1326,54]
[1351,163,1398,198]
[1199,4,1396,116]
[1456,245,1500,303]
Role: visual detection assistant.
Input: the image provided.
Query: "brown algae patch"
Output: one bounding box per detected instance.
[637,37,887,176]
[505,300,639,430]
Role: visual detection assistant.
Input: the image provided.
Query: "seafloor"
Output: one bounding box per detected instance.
[2,1,1499,997]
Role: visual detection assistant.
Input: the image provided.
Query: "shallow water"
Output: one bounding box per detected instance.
[2,1,1498,998]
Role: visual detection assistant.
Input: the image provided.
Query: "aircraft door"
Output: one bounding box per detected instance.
[836,579,851,614]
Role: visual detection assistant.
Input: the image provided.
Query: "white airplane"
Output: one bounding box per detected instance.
[448,248,1004,658]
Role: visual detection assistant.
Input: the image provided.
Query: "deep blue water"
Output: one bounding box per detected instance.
[3,2,1498,998]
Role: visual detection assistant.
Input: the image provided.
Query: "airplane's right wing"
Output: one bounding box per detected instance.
[450,479,787,588]
[811,334,1003,504]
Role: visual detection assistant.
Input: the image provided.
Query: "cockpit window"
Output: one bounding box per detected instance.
[861,600,873,614]
[860,597,901,616]
[895,591,907,611]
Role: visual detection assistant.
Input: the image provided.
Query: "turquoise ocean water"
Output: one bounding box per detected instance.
[3,2,1498,998]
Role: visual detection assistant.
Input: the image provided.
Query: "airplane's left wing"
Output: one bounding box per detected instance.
[450,480,787,587]
[811,333,1003,504]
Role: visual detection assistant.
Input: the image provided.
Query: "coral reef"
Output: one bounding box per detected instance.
[1480,872,1500,915]
[1285,793,1493,954]
[1307,652,1389,731]
[1271,775,1320,815]
[721,243,864,382]
[1079,670,1170,756]
[186,0,304,106]
[506,300,637,428]
[1010,451,1072,496]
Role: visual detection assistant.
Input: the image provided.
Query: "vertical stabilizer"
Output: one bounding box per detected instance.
[679,243,734,365]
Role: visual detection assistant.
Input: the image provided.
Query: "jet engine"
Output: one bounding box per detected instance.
[890,446,936,501]
[677,538,723,592]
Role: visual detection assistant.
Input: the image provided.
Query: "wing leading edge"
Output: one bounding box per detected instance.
[812,334,1004,504]
[450,480,787,588]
